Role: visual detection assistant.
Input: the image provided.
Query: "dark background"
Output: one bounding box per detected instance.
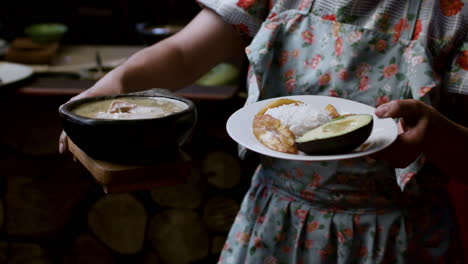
[0,0,201,44]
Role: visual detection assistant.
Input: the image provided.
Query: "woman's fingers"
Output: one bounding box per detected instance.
[59,131,68,154]
[375,99,424,120]
[58,93,88,154]
[370,123,425,168]
[372,99,432,167]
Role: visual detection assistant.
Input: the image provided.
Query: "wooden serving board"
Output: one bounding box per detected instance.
[68,138,191,193]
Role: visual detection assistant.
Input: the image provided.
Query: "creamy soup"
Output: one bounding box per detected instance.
[72,97,188,120]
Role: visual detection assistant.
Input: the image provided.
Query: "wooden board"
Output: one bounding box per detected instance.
[68,138,190,193]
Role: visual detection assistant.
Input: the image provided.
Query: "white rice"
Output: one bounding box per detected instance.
[264,103,332,137]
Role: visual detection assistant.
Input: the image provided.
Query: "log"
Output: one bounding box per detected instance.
[62,233,115,264]
[3,156,92,237]
[0,199,3,229]
[202,151,241,189]
[205,118,230,141]
[148,209,209,264]
[150,168,203,209]
[6,243,52,264]
[0,95,65,155]
[0,241,7,263]
[203,196,239,233]
[211,236,227,255]
[88,193,147,254]
[142,251,161,264]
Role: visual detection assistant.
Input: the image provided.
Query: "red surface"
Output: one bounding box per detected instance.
[447,179,468,262]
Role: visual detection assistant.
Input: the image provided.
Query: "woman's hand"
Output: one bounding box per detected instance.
[372,99,468,181]
[58,130,69,154]
[371,99,436,168]
[58,69,125,154]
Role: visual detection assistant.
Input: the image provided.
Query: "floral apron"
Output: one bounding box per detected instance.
[219,0,451,263]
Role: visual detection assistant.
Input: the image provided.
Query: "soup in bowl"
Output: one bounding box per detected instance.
[59,89,197,164]
[72,97,189,120]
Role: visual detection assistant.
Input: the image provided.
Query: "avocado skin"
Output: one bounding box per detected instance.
[295,117,373,155]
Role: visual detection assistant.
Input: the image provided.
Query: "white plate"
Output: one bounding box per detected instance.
[226,95,398,161]
[0,62,34,86]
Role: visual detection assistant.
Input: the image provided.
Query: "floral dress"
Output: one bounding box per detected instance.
[198,0,468,263]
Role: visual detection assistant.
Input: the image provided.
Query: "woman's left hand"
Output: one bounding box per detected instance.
[371,99,434,168]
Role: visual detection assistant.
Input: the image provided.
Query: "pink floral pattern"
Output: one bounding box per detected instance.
[347,30,362,44]
[318,72,331,85]
[322,14,336,21]
[359,76,370,91]
[236,0,257,9]
[338,69,349,80]
[301,30,314,45]
[304,54,322,69]
[456,50,468,70]
[376,95,390,106]
[383,64,398,78]
[329,89,339,96]
[376,39,387,52]
[355,63,371,78]
[335,37,343,56]
[393,18,410,42]
[440,0,464,16]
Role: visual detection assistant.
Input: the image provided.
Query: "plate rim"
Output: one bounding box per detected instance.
[226,95,398,161]
[0,61,34,87]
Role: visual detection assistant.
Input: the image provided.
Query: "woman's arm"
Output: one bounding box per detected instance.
[59,8,246,153]
[374,99,468,182]
[73,8,246,100]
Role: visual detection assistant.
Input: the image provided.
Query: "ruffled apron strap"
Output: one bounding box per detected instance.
[395,0,433,191]
[400,0,424,44]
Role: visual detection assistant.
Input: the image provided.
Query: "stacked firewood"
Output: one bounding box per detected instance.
[0,94,251,263]
[0,149,244,264]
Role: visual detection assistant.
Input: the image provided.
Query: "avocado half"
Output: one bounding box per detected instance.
[295,114,373,155]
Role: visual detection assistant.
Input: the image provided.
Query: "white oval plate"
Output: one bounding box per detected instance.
[226,95,398,161]
[0,62,34,87]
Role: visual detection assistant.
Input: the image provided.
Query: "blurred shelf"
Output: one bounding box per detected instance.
[7,44,240,100]
[50,45,142,71]
[14,76,239,101]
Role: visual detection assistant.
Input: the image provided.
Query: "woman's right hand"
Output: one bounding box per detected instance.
[58,69,125,154]
[58,130,69,154]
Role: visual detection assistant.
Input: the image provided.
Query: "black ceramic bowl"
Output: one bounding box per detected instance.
[135,23,183,45]
[59,89,197,164]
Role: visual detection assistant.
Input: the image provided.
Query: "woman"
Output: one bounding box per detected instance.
[60,0,468,262]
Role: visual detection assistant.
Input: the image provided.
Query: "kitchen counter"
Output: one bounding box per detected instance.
[35,45,142,72]
[9,45,240,101]
[15,76,239,100]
